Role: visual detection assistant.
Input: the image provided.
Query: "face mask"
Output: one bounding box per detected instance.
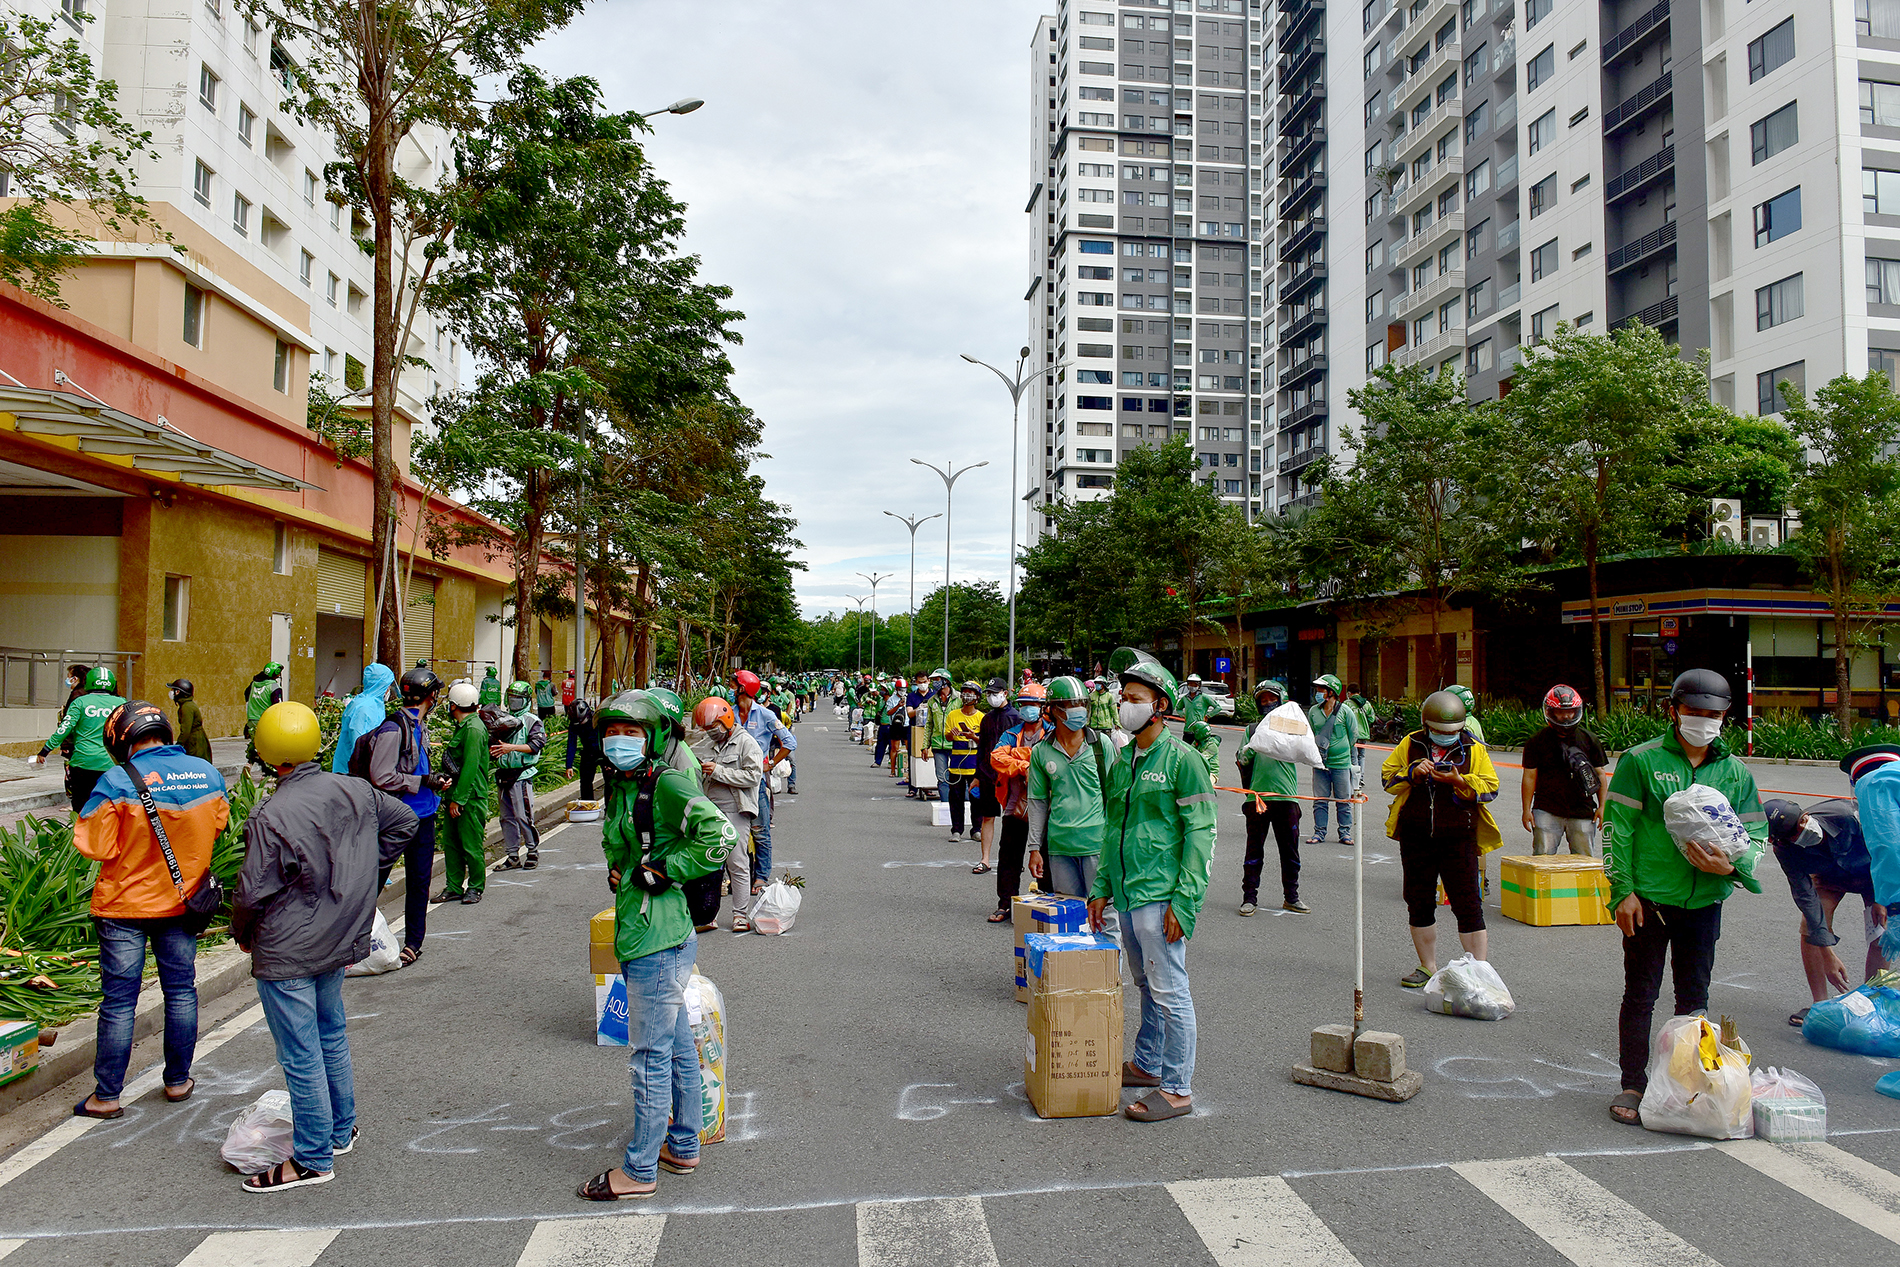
[1064,706,1089,729]
[1119,700,1154,732]
[1019,704,1042,723]
[962,694,978,707]
[1794,820,1823,849]
[988,692,1007,708]
[1675,714,1723,747]
[602,735,646,771]
[1427,729,1459,748]
[711,725,732,745]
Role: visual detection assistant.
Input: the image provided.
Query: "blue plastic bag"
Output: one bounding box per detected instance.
[1801,984,1900,1057]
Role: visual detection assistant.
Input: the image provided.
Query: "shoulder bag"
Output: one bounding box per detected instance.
[121,758,225,936]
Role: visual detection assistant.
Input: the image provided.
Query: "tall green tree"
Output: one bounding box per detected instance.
[914,581,1010,663]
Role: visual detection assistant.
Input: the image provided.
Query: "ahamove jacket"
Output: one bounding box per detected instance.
[75,745,230,920]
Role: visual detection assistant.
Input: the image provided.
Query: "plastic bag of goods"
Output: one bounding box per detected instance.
[1420,953,1515,1021]
[1801,980,1900,1057]
[1638,1015,1754,1139]
[1750,1066,1827,1143]
[1661,785,1753,864]
[768,768,787,796]
[567,799,603,823]
[221,1089,295,1173]
[751,877,802,935]
[686,972,728,1144]
[344,908,400,976]
[1245,700,1324,767]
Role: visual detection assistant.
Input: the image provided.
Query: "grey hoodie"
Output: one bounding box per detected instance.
[233,762,418,980]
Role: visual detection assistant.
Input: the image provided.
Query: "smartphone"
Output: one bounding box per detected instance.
[1433,760,1456,773]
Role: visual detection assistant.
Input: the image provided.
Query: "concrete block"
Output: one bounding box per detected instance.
[1353,1030,1407,1082]
[1291,1062,1424,1102]
[1309,1023,1355,1073]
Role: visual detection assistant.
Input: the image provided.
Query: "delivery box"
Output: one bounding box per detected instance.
[0,1020,40,1089]
[1498,854,1614,927]
[1013,894,1090,1002]
[589,908,618,975]
[1024,932,1123,1118]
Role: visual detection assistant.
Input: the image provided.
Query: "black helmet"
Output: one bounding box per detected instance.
[399,666,443,705]
[1669,669,1731,712]
[103,700,174,762]
[167,678,194,699]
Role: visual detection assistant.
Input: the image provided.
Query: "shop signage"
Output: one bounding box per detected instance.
[1256,625,1288,647]
[1297,627,1327,642]
[1660,617,1679,634]
[1613,600,1646,616]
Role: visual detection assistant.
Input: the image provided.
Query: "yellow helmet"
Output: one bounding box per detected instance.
[254,701,321,767]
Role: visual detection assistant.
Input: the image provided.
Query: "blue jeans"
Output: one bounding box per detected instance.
[752,776,773,880]
[1122,901,1195,1096]
[786,756,797,793]
[620,934,702,1183]
[934,751,951,802]
[255,969,353,1173]
[93,916,198,1101]
[1047,854,1119,942]
[1311,766,1355,841]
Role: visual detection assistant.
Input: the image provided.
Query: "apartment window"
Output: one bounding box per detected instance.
[1367,290,1385,320]
[1862,0,1900,38]
[192,160,214,207]
[162,576,189,642]
[1466,277,1492,319]
[245,18,261,55]
[271,523,288,574]
[1466,218,1489,259]
[237,104,255,148]
[1750,102,1798,164]
[1863,81,1900,128]
[1526,0,1550,25]
[1866,169,1900,216]
[1465,101,1488,144]
[1530,303,1560,342]
[1868,258,1900,306]
[182,285,204,347]
[1874,347,1900,385]
[1749,19,1794,83]
[1755,186,1801,244]
[273,339,290,392]
[1438,186,1459,216]
[1528,109,1556,155]
[1367,341,1387,371]
[1757,273,1804,328]
[1530,238,1559,281]
[1527,45,1555,91]
[1757,362,1804,415]
[1463,45,1487,88]
[199,65,218,112]
[1467,338,1493,374]
[1466,159,1491,200]
[60,0,86,23]
[232,193,250,237]
[1568,39,1587,59]
[329,200,341,230]
[326,272,339,307]
[296,249,312,287]
[1366,240,1384,272]
[1529,174,1557,217]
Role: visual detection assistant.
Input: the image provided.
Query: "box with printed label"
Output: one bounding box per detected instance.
[1498,855,1614,927]
[0,1020,40,1088]
[1013,894,1090,1002]
[590,907,618,975]
[1024,933,1123,1118]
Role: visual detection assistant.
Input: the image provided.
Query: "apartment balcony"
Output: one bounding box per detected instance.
[1492,37,1516,78]
[1281,215,1327,257]
[1605,145,1675,204]
[1286,396,1329,428]
[1279,125,1327,168]
[1280,488,1324,511]
[1396,0,1459,58]
[1496,219,1521,252]
[1493,94,1518,133]
[1392,324,1468,368]
[1281,81,1328,123]
[1278,172,1328,218]
[1283,260,1328,300]
[1283,351,1329,387]
[1613,293,1680,332]
[1395,100,1463,165]
[1362,0,1399,41]
[1280,306,1328,342]
[1279,34,1325,83]
[1603,0,1670,67]
[1496,280,1521,308]
[1394,267,1466,322]
[1394,210,1464,268]
[1278,447,1327,476]
[1603,71,1672,137]
[1394,158,1464,219]
[1496,342,1523,375]
[1495,153,1520,192]
[1607,218,1678,273]
[1396,44,1461,116]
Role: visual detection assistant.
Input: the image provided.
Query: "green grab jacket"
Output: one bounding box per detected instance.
[441,713,493,809]
[601,761,738,964]
[1091,730,1218,937]
[1603,730,1766,912]
[42,691,127,772]
[1088,687,1118,733]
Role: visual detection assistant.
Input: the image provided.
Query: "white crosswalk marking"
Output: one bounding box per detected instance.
[1452,1155,1724,1267]
[1169,1176,1362,1267]
[1719,1140,1900,1245]
[856,1196,1001,1267]
[177,1229,339,1267]
[0,1241,23,1262]
[513,1213,665,1266]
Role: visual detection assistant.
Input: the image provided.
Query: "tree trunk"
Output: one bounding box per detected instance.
[1586,543,1608,718]
[510,467,545,684]
[368,112,402,668]
[1834,613,1855,736]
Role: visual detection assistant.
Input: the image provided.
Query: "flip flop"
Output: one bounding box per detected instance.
[164,1078,195,1103]
[73,1099,123,1120]
[987,907,1011,923]
[399,945,421,967]
[1609,1090,1643,1125]
[577,1169,657,1201]
[1789,1006,1811,1028]
[1125,1089,1191,1121]
[1121,1061,1161,1088]
[972,863,992,875]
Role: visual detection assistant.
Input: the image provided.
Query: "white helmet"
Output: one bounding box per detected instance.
[446,681,480,709]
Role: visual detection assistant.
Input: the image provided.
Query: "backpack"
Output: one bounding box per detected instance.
[1557,732,1602,814]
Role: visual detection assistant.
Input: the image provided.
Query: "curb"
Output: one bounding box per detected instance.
[0,760,249,820]
[0,777,581,1118]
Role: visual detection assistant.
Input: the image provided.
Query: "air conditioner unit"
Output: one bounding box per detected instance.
[1782,513,1802,540]
[1746,517,1781,548]
[1709,498,1742,544]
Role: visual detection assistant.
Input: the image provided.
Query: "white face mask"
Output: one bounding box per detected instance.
[1119,699,1154,732]
[1675,714,1723,747]
[987,692,1007,708]
[1794,819,1823,849]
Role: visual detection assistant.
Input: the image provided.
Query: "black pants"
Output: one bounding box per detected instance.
[996,816,1030,909]
[874,724,893,764]
[578,747,599,800]
[1242,798,1303,904]
[1399,824,1485,934]
[1619,899,1723,1092]
[66,765,106,815]
[944,773,968,835]
[377,813,436,952]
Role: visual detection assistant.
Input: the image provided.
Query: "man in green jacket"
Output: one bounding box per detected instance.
[1306,674,1359,846]
[925,671,955,804]
[432,681,493,905]
[1236,680,1305,915]
[1087,678,1119,732]
[478,666,502,707]
[1446,684,1484,742]
[244,662,285,739]
[1179,673,1208,729]
[1028,676,1119,938]
[32,666,127,813]
[492,680,547,871]
[168,679,214,761]
[577,690,736,1202]
[1088,653,1217,1122]
[1603,668,1765,1126]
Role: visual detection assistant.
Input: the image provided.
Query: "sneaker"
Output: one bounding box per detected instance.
[1238,902,1258,916]
[948,833,963,843]
[1400,966,1431,988]
[332,1125,360,1156]
[732,915,750,934]
[1282,898,1311,914]
[461,890,483,905]
[429,889,463,904]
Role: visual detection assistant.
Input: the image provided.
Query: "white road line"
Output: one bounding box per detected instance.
[1718,1140,1900,1245]
[856,1196,1001,1267]
[1452,1155,1723,1267]
[1168,1176,1361,1267]
[0,1003,266,1193]
[177,1228,339,1267]
[0,1240,22,1261]
[513,1213,664,1267]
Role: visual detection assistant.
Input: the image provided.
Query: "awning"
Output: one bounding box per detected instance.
[0,385,319,493]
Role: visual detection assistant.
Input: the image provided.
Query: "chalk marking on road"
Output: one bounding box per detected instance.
[1169,1176,1361,1267]
[0,1002,265,1193]
[894,1083,959,1121]
[514,1213,664,1267]
[724,1090,761,1142]
[1452,1155,1724,1267]
[1717,1139,1900,1245]
[882,859,981,869]
[178,1228,340,1267]
[857,1196,1001,1267]
[426,929,472,939]
[544,1104,625,1151]
[405,1103,516,1153]
[1431,1050,1621,1100]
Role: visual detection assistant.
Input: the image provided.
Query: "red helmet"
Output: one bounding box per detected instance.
[1543,684,1584,727]
[734,670,763,698]
[894,677,907,690]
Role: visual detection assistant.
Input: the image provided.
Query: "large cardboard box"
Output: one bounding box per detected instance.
[1499,854,1614,926]
[589,907,618,975]
[1024,933,1123,1118]
[1013,894,1090,1002]
[0,1020,40,1088]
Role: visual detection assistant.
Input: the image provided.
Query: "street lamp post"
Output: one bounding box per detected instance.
[884,511,942,674]
[847,596,870,673]
[910,459,988,671]
[856,571,892,674]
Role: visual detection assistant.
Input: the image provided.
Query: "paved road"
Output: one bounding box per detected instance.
[1,719,1897,1266]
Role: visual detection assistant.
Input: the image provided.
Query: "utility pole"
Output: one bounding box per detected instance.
[911,459,988,670]
[848,595,870,673]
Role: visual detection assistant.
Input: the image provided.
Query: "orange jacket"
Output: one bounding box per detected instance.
[74,747,230,920]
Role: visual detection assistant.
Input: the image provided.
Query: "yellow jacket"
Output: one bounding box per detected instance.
[1379,730,1503,852]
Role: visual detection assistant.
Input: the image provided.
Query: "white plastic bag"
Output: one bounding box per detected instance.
[1421,953,1515,1020]
[768,768,787,797]
[1662,785,1753,863]
[220,1089,295,1174]
[344,909,400,977]
[1638,1015,1754,1138]
[751,878,802,935]
[686,972,728,1144]
[1750,1065,1827,1142]
[1245,700,1324,766]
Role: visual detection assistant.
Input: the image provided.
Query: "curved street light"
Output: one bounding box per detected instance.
[846,595,871,674]
[856,571,893,674]
[640,97,705,115]
[884,511,942,674]
[911,458,988,669]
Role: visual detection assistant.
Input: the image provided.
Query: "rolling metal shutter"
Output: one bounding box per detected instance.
[316,549,367,617]
[402,577,436,664]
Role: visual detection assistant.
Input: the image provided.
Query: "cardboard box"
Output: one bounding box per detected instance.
[1024,933,1123,1118]
[0,1020,40,1088]
[1013,894,1090,1002]
[1753,1094,1827,1143]
[1498,854,1615,927]
[589,907,618,975]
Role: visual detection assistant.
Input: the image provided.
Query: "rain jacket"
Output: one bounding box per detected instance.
[1236,717,1297,802]
[332,663,394,775]
[1027,728,1116,857]
[1183,720,1221,782]
[1180,690,1209,729]
[245,671,282,733]
[1091,730,1219,937]
[926,694,954,751]
[1854,763,1900,911]
[440,711,493,809]
[75,745,229,919]
[1380,729,1503,850]
[175,697,213,761]
[990,720,1052,817]
[1088,686,1118,733]
[1603,729,1765,912]
[600,760,737,964]
[495,704,546,773]
[41,690,127,772]
[1307,699,1360,770]
[478,671,502,706]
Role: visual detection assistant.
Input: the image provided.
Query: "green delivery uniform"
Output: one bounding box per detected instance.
[1604,730,1766,913]
[244,668,283,738]
[176,697,213,761]
[1088,685,1118,733]
[1026,730,1115,859]
[1183,720,1221,783]
[1236,722,1298,802]
[927,696,953,753]
[479,668,503,707]
[602,762,737,965]
[1180,689,1210,731]
[41,690,126,773]
[440,711,493,896]
[1092,730,1219,938]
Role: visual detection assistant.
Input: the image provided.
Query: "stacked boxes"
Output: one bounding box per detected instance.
[591,908,623,1045]
[1498,855,1615,927]
[1012,894,1089,1002]
[1023,932,1123,1118]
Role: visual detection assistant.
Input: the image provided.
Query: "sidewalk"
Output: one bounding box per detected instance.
[0,737,253,827]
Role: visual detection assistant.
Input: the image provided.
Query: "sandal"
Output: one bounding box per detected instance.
[987,906,1011,924]
[658,1146,699,1175]
[1400,967,1432,988]
[972,863,992,875]
[399,945,421,967]
[1789,1006,1812,1028]
[1125,1089,1191,1121]
[243,1158,334,1194]
[1121,1061,1161,1088]
[496,855,523,871]
[577,1169,657,1201]
[73,1098,123,1120]
[164,1078,195,1104]
[1609,1090,1643,1125]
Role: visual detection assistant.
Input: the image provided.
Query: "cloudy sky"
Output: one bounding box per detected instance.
[534,0,1049,622]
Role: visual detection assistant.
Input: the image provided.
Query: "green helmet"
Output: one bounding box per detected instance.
[506,679,533,709]
[644,687,687,740]
[264,662,285,678]
[1312,673,1343,697]
[84,665,117,692]
[1045,675,1087,704]
[485,666,498,677]
[1111,646,1179,713]
[595,689,668,734]
[1421,690,1468,734]
[1254,678,1287,703]
[1446,684,1477,713]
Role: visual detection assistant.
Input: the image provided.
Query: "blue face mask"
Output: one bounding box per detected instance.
[1018,704,1041,723]
[1064,706,1089,730]
[603,734,646,771]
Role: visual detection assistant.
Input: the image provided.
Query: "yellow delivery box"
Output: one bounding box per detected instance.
[589,908,619,974]
[1024,932,1123,1118]
[1498,854,1614,927]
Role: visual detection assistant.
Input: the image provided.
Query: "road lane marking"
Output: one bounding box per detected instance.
[514,1213,664,1266]
[1718,1139,1900,1245]
[1168,1176,1360,1266]
[1452,1155,1723,1267]
[0,1241,22,1261]
[857,1196,1000,1267]
[177,1229,339,1267]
